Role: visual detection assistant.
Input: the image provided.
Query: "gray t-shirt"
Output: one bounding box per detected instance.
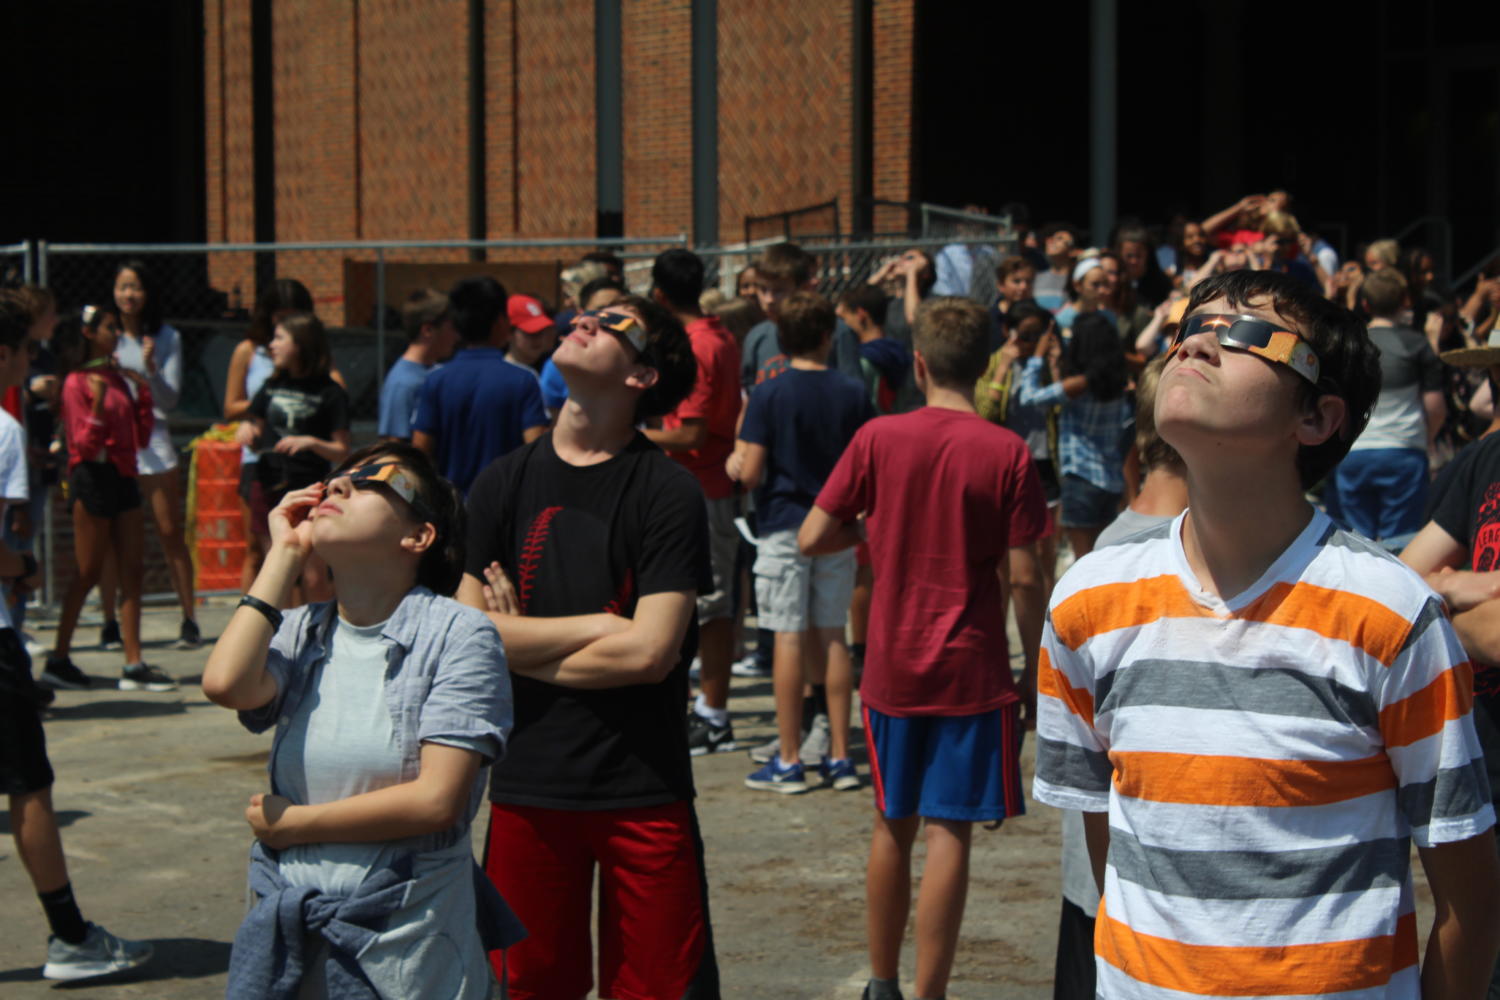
[1351,324,1443,453]
[272,615,495,999]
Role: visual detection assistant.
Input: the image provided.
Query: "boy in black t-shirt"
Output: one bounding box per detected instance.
[458,296,719,1000]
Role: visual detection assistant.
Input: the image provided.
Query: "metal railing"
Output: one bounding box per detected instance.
[14,230,1024,611]
[1,241,33,285]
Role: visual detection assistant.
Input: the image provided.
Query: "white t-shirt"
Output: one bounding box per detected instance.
[0,409,28,505]
[115,324,182,474]
[0,408,27,633]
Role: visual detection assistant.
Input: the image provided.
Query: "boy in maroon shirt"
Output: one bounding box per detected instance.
[644,249,745,754]
[800,297,1048,1000]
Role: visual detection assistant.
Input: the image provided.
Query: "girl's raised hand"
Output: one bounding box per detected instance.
[267,482,323,558]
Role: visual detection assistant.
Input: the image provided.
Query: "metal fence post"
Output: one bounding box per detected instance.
[37,241,48,288]
[375,248,386,394]
[23,240,34,284]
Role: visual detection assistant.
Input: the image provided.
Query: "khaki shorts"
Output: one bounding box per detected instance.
[698,494,741,623]
[753,528,855,633]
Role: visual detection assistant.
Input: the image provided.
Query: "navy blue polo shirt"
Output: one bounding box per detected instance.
[412,346,547,492]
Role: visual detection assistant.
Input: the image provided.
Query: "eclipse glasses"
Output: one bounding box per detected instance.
[1171,313,1321,385]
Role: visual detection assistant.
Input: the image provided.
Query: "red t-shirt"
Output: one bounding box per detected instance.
[662,316,741,500]
[816,407,1048,716]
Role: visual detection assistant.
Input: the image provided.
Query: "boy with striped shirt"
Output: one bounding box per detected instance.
[1035,270,1500,999]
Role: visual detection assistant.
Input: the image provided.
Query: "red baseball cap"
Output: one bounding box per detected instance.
[507,294,553,334]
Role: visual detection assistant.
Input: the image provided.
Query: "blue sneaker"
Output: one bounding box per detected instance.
[745,755,809,794]
[821,757,861,791]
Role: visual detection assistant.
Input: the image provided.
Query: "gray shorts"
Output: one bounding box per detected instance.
[752,528,856,633]
[698,494,741,623]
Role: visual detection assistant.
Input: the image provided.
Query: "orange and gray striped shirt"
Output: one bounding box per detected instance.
[1034,509,1495,999]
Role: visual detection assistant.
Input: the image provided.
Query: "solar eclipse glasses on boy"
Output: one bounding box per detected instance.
[1171,313,1321,385]
[578,309,648,356]
[324,462,437,522]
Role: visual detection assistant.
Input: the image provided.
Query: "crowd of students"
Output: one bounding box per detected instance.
[2,192,1500,999]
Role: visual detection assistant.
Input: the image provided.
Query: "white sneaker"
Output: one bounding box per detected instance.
[730,654,771,678]
[799,713,830,764]
[43,922,153,980]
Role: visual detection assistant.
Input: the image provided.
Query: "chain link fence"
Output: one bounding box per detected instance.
[697,234,1019,307]
[37,237,687,432]
[19,230,1014,607]
[1,242,34,286]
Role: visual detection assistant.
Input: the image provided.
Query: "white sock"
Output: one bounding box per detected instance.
[694,694,729,727]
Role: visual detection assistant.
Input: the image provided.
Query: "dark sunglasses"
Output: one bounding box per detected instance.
[323,462,437,522]
[1171,313,1321,385]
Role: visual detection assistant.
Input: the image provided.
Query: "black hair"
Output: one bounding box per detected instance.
[578,275,627,310]
[448,275,508,344]
[776,292,837,356]
[1184,270,1381,489]
[581,251,625,277]
[651,249,706,311]
[1112,225,1172,309]
[114,259,164,336]
[617,294,696,423]
[251,278,314,344]
[0,291,30,352]
[53,303,118,374]
[1061,312,1127,401]
[331,440,467,595]
[837,284,890,328]
[1006,301,1052,339]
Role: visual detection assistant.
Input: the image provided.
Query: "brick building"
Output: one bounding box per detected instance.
[203,0,916,256]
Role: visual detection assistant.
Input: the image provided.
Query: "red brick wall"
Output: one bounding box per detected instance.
[622,1,693,240]
[203,1,917,253]
[515,0,596,238]
[205,0,258,299]
[483,0,517,237]
[871,0,916,235]
[717,2,855,245]
[271,2,360,313]
[357,0,471,241]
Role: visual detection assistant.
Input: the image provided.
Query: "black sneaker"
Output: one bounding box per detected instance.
[120,663,177,693]
[686,711,737,756]
[98,619,122,651]
[40,655,91,691]
[174,619,201,649]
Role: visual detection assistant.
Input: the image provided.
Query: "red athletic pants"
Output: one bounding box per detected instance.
[484,800,716,1000]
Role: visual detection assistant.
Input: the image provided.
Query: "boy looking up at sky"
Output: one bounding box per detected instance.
[1035,270,1500,999]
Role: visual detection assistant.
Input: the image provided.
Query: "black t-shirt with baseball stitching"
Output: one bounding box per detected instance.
[465,431,710,809]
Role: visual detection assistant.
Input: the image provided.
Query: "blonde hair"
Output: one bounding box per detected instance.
[1366,239,1399,269]
[1260,211,1301,238]
[1135,355,1183,473]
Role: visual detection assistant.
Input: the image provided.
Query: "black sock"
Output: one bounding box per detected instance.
[38,883,87,944]
[852,641,866,661]
[801,694,818,730]
[811,683,829,716]
[865,978,903,1000]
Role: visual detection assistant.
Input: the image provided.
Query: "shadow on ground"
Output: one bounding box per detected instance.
[0,809,90,835]
[45,699,188,721]
[0,937,231,988]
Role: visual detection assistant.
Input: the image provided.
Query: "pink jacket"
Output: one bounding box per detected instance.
[61,367,154,476]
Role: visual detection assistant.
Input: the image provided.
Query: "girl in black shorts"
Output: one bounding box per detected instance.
[43,306,175,692]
